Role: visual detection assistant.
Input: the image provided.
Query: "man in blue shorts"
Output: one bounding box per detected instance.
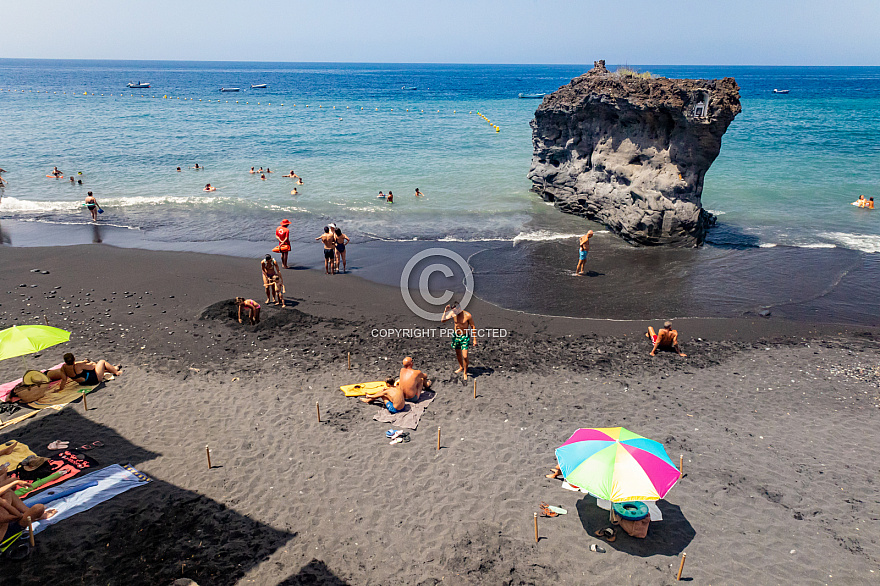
[576,230,594,276]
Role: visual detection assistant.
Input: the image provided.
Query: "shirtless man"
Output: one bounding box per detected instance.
[441,300,477,380]
[316,226,337,274]
[360,376,406,413]
[398,356,431,401]
[575,230,593,275]
[650,321,687,357]
[261,254,281,303]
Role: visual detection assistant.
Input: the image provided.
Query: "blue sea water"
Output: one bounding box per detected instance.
[1,60,878,323]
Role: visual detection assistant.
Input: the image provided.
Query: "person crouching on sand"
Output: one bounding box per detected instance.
[360,376,406,414]
[576,230,593,275]
[441,300,477,380]
[650,321,687,357]
[235,297,261,325]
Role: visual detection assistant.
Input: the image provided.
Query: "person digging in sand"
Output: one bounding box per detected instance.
[359,377,406,413]
[441,300,476,380]
[650,321,687,357]
[235,297,261,325]
[398,356,431,401]
[58,352,121,387]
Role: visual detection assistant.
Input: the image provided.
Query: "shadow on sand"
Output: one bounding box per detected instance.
[279,559,350,585]
[576,497,695,557]
[1,409,295,586]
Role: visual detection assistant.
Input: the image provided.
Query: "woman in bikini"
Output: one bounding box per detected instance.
[235,297,261,325]
[59,353,121,387]
[261,254,282,303]
[334,227,350,273]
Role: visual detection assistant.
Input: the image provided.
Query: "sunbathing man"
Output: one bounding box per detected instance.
[398,356,431,401]
[441,300,477,380]
[360,377,406,413]
[650,321,687,357]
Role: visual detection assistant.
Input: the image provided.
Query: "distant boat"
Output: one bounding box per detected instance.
[251,84,268,89]
[772,89,790,94]
[518,93,546,99]
[401,86,417,90]
[220,87,240,92]
[127,82,150,89]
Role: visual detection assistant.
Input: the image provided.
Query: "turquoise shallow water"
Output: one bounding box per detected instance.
[0,61,878,324]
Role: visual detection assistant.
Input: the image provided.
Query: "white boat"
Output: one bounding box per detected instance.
[251,84,268,89]
[518,93,546,99]
[772,89,790,94]
[127,82,150,89]
[401,86,417,90]
[220,87,240,92]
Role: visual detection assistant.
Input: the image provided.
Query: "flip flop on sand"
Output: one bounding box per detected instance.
[594,527,616,542]
[47,441,69,450]
[539,502,558,517]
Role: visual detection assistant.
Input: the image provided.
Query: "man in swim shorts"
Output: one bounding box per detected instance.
[398,356,431,401]
[359,376,406,413]
[316,226,337,274]
[650,321,687,357]
[576,230,594,275]
[441,300,477,380]
[275,219,292,269]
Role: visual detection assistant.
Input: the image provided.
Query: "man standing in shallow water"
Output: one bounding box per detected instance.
[575,230,593,275]
[441,300,477,380]
[316,226,337,274]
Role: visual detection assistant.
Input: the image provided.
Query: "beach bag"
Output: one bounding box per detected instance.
[612,512,650,538]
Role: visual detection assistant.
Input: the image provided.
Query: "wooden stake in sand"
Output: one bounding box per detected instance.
[533,512,538,543]
[347,352,351,370]
[473,379,477,399]
[44,316,49,327]
[676,552,687,580]
[82,393,88,411]
[205,445,212,469]
[27,516,34,547]
[316,402,321,423]
[437,427,441,451]
[679,454,683,477]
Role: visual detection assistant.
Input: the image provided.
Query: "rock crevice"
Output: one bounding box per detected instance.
[529,60,741,246]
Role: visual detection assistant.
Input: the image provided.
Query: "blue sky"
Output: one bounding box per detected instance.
[1,0,877,65]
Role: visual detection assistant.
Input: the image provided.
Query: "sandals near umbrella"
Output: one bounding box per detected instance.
[539,502,558,518]
[594,527,617,542]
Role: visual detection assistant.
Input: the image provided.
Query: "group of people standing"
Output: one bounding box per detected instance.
[316,223,350,274]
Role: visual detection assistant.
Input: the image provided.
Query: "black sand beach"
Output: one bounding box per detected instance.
[1,244,879,585]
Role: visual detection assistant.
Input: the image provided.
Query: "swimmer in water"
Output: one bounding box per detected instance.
[297,178,303,185]
[869,197,875,209]
[204,183,216,192]
[266,168,272,173]
[249,167,256,174]
[387,191,393,203]
[855,195,867,207]
[261,174,267,181]
[50,166,63,178]
[258,167,264,174]
[377,191,385,199]
[284,170,298,178]
[193,164,201,170]
[414,188,424,197]
[177,167,182,172]
[291,188,298,195]
[77,179,83,185]
[69,176,75,183]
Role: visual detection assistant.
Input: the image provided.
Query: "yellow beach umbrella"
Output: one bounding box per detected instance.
[0,325,71,361]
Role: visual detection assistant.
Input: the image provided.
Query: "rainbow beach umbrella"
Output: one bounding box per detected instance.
[555,427,680,503]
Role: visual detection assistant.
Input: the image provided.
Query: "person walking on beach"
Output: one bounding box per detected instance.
[275,219,292,269]
[441,300,477,380]
[576,230,594,276]
[650,321,687,357]
[261,254,282,303]
[334,227,350,273]
[316,226,337,274]
[84,191,100,222]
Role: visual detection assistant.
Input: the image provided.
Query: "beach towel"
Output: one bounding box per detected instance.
[12,449,100,496]
[0,440,36,470]
[24,464,151,534]
[0,363,64,402]
[0,411,38,432]
[24,378,103,410]
[372,390,435,430]
[340,381,387,397]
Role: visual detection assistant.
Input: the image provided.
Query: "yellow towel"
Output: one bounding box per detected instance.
[27,378,97,410]
[0,440,36,470]
[340,381,388,397]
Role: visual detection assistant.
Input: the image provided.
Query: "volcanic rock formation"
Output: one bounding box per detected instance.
[528,60,741,246]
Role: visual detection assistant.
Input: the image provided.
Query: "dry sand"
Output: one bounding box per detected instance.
[1,244,878,585]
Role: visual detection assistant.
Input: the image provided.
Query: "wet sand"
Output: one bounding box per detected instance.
[1,244,878,585]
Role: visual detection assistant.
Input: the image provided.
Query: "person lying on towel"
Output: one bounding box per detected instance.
[360,377,406,414]
[0,467,57,542]
[398,356,431,401]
